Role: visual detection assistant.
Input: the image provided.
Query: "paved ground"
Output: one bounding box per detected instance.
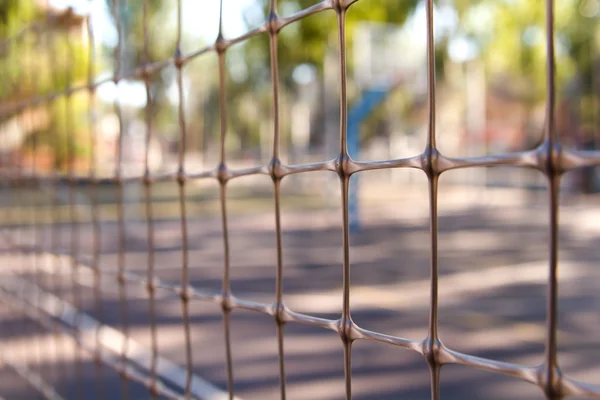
[1,176,600,399]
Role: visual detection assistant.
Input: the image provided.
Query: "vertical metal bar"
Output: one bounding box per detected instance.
[543,0,561,397]
[110,0,131,397]
[216,1,235,397]
[0,26,7,371]
[267,0,286,398]
[0,17,10,386]
[425,175,440,400]
[26,25,43,391]
[141,1,159,398]
[10,24,44,396]
[12,28,28,388]
[44,5,67,393]
[425,0,437,153]
[64,17,85,400]
[174,1,195,397]
[424,0,441,398]
[86,4,106,398]
[336,3,353,399]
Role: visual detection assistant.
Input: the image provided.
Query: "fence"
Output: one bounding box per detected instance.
[1,0,600,399]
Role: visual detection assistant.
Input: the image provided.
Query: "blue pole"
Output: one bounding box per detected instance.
[347,89,390,233]
[347,123,360,232]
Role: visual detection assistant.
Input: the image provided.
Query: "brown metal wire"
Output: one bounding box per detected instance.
[13,27,29,389]
[267,0,288,398]
[141,1,159,398]
[110,1,132,398]
[174,0,195,397]
[85,4,106,398]
[42,6,67,392]
[424,0,441,397]
[23,24,43,391]
[2,0,600,399]
[63,19,86,400]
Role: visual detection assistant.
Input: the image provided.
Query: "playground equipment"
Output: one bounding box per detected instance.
[347,87,398,232]
[348,21,427,231]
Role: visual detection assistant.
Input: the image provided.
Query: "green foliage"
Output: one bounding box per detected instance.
[19,92,92,170]
[216,0,427,148]
[453,0,597,104]
[0,0,92,170]
[0,0,38,37]
[1,2,91,98]
[5,0,600,167]
[113,0,174,65]
[239,0,421,89]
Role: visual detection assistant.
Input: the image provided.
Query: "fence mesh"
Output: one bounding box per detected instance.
[1,0,600,399]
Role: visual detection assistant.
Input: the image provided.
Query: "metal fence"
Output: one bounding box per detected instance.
[1,0,600,399]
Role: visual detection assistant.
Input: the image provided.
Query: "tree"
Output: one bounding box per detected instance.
[0,1,92,171]
[450,0,600,147]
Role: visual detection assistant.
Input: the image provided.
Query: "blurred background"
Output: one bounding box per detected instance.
[1,0,600,399]
[2,0,600,185]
